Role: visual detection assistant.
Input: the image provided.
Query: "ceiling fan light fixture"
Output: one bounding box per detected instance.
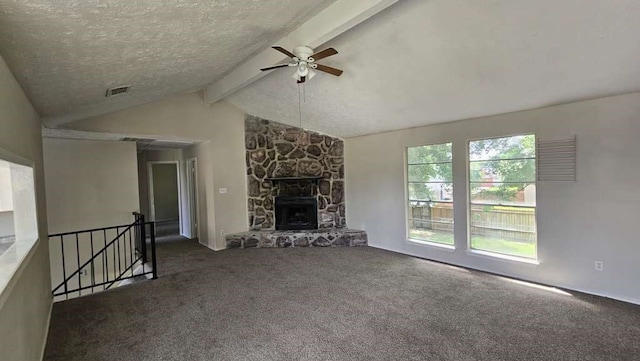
[297,63,309,77]
[307,68,317,80]
[293,69,316,82]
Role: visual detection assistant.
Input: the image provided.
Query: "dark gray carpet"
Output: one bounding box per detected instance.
[153,219,180,237]
[44,239,640,361]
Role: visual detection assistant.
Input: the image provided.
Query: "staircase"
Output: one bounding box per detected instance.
[49,213,158,301]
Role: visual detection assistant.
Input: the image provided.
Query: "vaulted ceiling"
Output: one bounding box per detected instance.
[2,0,640,138]
[0,0,336,124]
[227,0,640,137]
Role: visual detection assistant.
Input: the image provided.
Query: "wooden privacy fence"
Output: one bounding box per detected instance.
[409,202,536,243]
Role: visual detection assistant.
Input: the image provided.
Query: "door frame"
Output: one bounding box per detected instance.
[147,161,182,235]
[186,158,199,239]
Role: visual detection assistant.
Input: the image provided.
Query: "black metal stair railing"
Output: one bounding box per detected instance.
[50,213,157,300]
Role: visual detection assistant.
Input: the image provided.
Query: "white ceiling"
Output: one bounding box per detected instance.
[227,0,640,138]
[0,0,336,124]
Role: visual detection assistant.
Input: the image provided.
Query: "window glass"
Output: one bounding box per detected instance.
[468,135,537,259]
[407,143,454,246]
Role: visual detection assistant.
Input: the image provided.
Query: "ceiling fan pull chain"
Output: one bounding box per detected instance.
[298,82,303,129]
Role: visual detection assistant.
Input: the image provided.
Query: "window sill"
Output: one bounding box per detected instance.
[406,238,456,251]
[0,237,38,302]
[466,249,539,266]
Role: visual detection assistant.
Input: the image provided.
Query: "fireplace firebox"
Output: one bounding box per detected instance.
[275,196,318,231]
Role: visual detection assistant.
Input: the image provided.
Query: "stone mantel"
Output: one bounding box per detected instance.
[265,176,323,183]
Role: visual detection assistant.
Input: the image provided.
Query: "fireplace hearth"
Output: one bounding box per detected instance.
[275,196,318,231]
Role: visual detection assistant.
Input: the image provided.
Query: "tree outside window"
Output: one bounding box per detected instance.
[469,135,537,259]
[407,143,454,246]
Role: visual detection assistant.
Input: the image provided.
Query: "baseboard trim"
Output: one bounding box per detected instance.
[204,243,225,252]
[39,299,53,361]
[555,287,640,306]
[368,244,640,306]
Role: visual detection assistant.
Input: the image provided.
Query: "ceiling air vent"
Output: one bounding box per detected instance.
[106,85,131,97]
[121,137,156,143]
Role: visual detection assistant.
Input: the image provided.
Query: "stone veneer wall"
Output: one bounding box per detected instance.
[245,115,345,230]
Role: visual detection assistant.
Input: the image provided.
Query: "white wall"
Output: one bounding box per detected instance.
[43,139,140,234]
[0,167,13,211]
[184,141,216,246]
[62,94,248,250]
[0,54,51,361]
[346,92,640,304]
[0,159,15,237]
[43,138,140,290]
[0,212,14,238]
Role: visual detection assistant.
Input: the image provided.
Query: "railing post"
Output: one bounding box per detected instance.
[150,222,158,280]
[140,214,147,264]
[60,235,68,299]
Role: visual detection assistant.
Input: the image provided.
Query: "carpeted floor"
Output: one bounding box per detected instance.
[44,238,640,361]
[153,219,181,237]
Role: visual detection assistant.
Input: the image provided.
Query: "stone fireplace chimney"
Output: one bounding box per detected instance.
[245,115,345,230]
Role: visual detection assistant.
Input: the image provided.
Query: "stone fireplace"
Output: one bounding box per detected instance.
[245,115,345,230]
[228,116,367,248]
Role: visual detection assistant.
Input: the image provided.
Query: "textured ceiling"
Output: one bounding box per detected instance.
[0,0,336,124]
[227,0,640,138]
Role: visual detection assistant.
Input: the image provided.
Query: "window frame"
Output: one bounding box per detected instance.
[405,142,455,248]
[466,133,539,261]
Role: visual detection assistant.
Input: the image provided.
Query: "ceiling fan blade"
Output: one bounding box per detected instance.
[260,64,291,71]
[315,64,343,77]
[311,48,338,61]
[272,46,296,59]
[297,76,306,84]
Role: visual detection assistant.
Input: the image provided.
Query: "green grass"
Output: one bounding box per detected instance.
[408,228,536,259]
[470,236,536,259]
[408,229,454,245]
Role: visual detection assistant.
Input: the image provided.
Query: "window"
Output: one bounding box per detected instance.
[468,135,537,259]
[0,156,38,293]
[407,143,454,246]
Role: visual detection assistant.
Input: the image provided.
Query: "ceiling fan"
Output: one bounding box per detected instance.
[260,46,343,84]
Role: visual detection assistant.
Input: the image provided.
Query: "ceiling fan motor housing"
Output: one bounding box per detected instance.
[293,46,314,61]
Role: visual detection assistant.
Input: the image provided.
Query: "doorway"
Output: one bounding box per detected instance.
[148,161,181,237]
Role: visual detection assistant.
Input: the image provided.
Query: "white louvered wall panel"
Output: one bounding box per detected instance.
[537,137,576,182]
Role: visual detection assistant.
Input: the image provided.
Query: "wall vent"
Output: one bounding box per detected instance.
[121,137,156,143]
[106,85,131,97]
[537,136,577,182]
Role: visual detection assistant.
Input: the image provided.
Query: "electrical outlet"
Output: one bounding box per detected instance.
[219,188,228,194]
[361,224,365,230]
[221,229,226,236]
[594,261,604,271]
